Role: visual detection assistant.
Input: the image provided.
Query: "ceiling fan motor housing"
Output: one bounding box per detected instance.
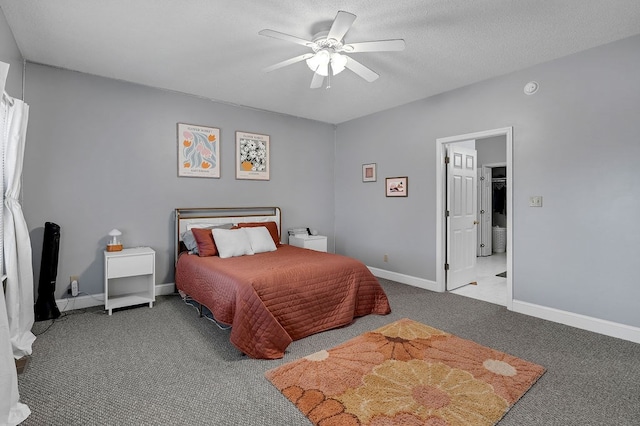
[305,30,348,76]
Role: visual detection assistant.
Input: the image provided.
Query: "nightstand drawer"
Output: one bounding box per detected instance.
[107,254,154,278]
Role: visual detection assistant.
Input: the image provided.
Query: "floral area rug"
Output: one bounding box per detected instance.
[265,318,545,425]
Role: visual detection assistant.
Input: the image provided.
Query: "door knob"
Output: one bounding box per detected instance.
[473,220,479,225]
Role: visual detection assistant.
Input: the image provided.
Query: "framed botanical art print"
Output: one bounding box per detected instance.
[362,163,377,182]
[177,123,220,178]
[385,176,408,197]
[236,131,270,180]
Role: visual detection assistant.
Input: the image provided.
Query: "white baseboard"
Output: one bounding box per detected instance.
[155,283,176,296]
[54,278,640,345]
[55,283,176,312]
[368,267,438,292]
[512,300,640,344]
[56,293,103,312]
[369,266,640,344]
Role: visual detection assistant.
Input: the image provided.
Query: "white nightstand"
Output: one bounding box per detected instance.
[104,247,155,315]
[289,235,328,252]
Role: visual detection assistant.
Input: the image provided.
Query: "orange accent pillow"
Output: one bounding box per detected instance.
[237,222,280,246]
[191,228,217,256]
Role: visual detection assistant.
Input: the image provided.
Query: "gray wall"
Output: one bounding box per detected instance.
[4,5,639,331]
[0,6,22,97]
[22,64,335,298]
[335,34,640,328]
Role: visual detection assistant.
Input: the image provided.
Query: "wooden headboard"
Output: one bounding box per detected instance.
[174,207,281,263]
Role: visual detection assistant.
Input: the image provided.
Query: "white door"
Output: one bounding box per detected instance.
[447,145,478,290]
[478,166,492,256]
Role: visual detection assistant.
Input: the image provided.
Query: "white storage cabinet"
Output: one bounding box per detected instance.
[288,235,328,252]
[104,247,155,315]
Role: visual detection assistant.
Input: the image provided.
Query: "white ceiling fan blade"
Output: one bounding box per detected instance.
[345,56,379,82]
[263,53,314,72]
[327,11,356,42]
[259,29,315,48]
[310,72,324,89]
[344,39,406,53]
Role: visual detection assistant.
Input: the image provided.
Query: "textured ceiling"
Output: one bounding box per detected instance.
[2,0,640,124]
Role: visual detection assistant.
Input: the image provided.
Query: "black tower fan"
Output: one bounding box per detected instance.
[34,222,61,321]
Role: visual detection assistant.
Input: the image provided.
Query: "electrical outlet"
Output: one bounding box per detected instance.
[383,254,388,262]
[529,196,543,207]
[70,275,79,297]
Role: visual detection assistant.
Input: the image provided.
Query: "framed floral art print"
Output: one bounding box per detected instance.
[178,123,220,178]
[236,131,270,180]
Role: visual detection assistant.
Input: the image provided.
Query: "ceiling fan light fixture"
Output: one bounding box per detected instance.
[306,50,329,75]
[330,52,347,75]
[306,49,346,77]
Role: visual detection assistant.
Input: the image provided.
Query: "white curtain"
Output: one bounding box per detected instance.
[0,61,31,426]
[3,87,35,359]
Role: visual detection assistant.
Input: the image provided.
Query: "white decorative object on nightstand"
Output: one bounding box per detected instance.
[289,235,327,252]
[104,247,155,315]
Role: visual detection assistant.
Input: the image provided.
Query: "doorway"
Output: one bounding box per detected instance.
[454,160,507,305]
[478,162,507,257]
[435,127,513,310]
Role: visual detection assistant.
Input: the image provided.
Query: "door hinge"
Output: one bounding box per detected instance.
[444,156,450,164]
[444,263,450,271]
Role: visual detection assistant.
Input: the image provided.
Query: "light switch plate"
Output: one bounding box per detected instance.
[529,196,543,207]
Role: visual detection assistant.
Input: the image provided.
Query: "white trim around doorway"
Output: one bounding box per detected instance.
[436,127,513,310]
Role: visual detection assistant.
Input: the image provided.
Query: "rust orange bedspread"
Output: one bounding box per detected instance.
[175,245,391,359]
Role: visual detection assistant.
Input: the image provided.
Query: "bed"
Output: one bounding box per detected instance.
[174,207,391,359]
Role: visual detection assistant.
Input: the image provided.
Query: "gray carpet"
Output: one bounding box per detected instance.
[18,279,640,425]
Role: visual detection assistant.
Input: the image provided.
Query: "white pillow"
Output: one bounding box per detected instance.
[244,226,277,254]
[212,228,254,259]
[182,223,234,253]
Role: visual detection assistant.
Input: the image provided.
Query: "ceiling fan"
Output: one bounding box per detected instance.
[259,11,405,89]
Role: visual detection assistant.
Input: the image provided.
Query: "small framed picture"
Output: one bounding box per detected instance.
[362,163,377,182]
[236,131,270,180]
[385,176,408,197]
